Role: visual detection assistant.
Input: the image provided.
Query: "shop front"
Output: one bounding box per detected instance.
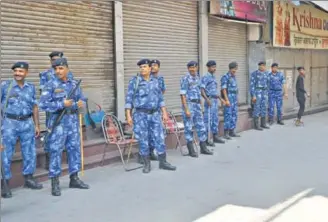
[122,1,199,110]
[1,1,116,129]
[209,0,268,104]
[269,1,328,112]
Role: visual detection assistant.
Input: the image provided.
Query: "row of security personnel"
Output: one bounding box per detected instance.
[125,59,241,175]
[250,61,288,130]
[1,56,89,198]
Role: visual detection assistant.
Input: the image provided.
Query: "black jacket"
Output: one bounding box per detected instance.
[296,75,306,98]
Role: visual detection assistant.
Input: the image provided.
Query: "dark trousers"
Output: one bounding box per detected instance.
[297,96,305,119]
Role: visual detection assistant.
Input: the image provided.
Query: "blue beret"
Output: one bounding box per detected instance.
[150,59,160,66]
[206,60,216,67]
[137,59,151,66]
[52,58,68,68]
[187,61,198,68]
[297,66,305,71]
[258,61,266,66]
[12,62,29,70]
[229,62,238,69]
[271,63,279,67]
[49,51,64,58]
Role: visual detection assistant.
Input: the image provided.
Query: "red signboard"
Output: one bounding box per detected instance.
[210,0,268,23]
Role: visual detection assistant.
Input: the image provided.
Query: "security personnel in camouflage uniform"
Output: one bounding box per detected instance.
[180,61,213,157]
[1,62,43,198]
[201,60,225,145]
[39,58,89,196]
[125,59,176,174]
[220,62,240,139]
[268,63,287,125]
[250,61,270,130]
[40,51,74,170]
[148,59,166,161]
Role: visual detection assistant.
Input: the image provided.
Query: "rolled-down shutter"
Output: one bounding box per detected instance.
[0,1,115,128]
[208,17,248,104]
[123,1,199,110]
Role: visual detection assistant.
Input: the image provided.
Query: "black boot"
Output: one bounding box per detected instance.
[253,118,263,131]
[51,177,61,196]
[141,155,151,173]
[268,119,274,125]
[223,130,231,140]
[260,117,270,129]
[277,119,285,125]
[149,148,158,161]
[186,142,198,157]
[24,174,43,189]
[158,153,176,171]
[200,141,213,155]
[69,173,90,189]
[213,134,225,143]
[229,130,240,137]
[206,139,215,147]
[45,152,50,171]
[1,179,12,198]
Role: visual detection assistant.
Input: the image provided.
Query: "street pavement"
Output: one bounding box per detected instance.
[1,112,328,222]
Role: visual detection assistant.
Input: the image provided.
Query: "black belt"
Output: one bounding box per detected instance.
[207,95,218,99]
[228,90,238,94]
[189,99,200,103]
[256,87,267,90]
[5,113,32,121]
[135,108,158,114]
[54,109,78,115]
[270,89,282,91]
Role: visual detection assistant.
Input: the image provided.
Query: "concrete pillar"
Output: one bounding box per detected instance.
[198,1,209,76]
[114,1,125,121]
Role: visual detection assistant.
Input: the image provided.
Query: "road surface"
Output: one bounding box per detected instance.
[2,112,328,222]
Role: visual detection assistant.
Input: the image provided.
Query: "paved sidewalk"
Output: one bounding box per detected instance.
[2,112,328,222]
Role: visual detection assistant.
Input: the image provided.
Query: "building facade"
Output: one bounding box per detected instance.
[1,1,328,139]
[268,1,328,111]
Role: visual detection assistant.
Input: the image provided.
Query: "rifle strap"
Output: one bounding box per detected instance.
[132,74,140,110]
[3,80,13,114]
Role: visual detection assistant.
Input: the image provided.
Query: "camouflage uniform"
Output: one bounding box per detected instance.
[1,62,43,198]
[180,61,213,157]
[125,59,176,173]
[39,58,89,196]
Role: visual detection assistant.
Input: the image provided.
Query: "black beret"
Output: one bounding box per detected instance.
[229,62,238,69]
[187,61,198,68]
[206,60,216,67]
[49,51,64,59]
[137,59,151,66]
[12,61,29,70]
[150,59,160,67]
[258,61,266,66]
[52,58,68,68]
[297,66,305,71]
[271,63,279,67]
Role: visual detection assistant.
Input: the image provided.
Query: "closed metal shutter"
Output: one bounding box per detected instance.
[208,17,248,104]
[311,50,328,106]
[0,1,115,128]
[123,1,199,110]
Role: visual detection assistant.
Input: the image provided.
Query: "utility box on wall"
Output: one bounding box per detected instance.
[248,24,271,43]
[248,24,262,41]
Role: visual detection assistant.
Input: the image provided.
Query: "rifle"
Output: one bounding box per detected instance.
[41,79,82,146]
